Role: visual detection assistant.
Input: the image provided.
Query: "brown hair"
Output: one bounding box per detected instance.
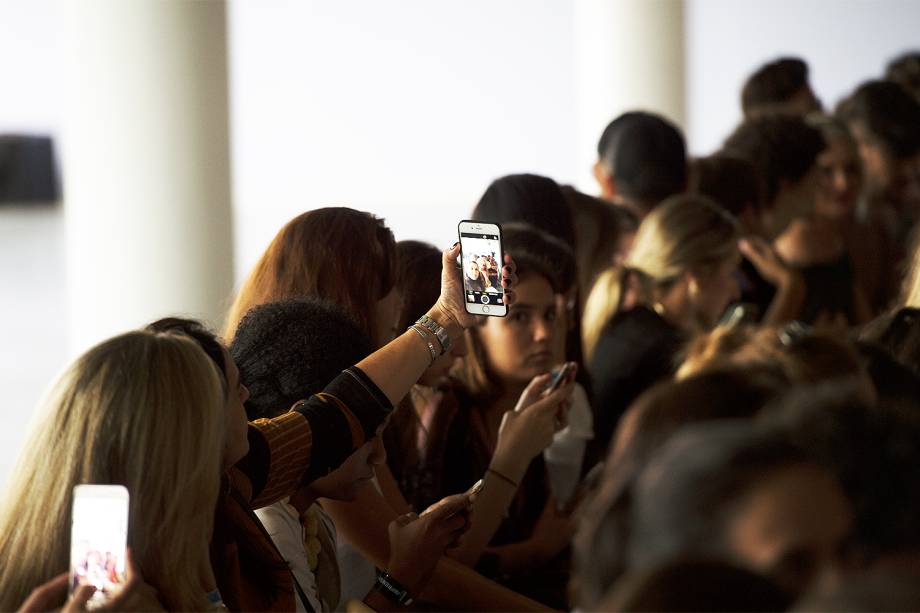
[224,207,397,343]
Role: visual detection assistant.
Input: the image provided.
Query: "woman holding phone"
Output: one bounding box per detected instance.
[226,209,553,610]
[0,233,516,611]
[415,225,580,608]
[385,240,578,575]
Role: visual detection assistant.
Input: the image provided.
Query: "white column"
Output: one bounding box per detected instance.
[61,0,234,354]
[573,0,686,192]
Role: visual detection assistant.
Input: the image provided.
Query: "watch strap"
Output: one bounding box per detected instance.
[417,314,451,353]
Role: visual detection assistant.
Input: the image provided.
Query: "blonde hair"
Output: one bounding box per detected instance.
[677,323,863,385]
[900,227,920,308]
[0,331,226,610]
[582,195,739,359]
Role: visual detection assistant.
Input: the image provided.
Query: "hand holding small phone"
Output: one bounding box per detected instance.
[69,485,129,610]
[545,362,576,394]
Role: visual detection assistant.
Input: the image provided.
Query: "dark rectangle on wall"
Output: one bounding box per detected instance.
[0,135,60,205]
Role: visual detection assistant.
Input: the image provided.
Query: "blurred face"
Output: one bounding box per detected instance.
[726,464,853,596]
[856,130,920,215]
[419,332,468,387]
[221,347,251,469]
[466,261,481,280]
[690,255,741,327]
[477,273,557,384]
[886,152,920,218]
[309,425,387,501]
[815,136,863,220]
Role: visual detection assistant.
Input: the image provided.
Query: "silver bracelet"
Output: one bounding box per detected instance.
[409,324,438,364]
[417,314,451,354]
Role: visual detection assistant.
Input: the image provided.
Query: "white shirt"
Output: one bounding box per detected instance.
[256,499,338,612]
[543,383,594,506]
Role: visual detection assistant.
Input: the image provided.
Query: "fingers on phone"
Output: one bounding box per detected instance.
[70,584,97,608]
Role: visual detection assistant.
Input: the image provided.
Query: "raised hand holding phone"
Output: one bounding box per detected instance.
[458,221,508,317]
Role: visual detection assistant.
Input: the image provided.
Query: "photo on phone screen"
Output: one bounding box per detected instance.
[458,220,507,316]
[70,485,129,608]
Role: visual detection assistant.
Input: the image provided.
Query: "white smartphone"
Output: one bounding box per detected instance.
[458,220,507,317]
[70,485,130,609]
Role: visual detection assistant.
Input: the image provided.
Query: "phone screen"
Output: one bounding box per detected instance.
[459,226,505,314]
[70,485,129,608]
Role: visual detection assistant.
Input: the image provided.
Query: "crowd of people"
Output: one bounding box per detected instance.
[3,50,920,612]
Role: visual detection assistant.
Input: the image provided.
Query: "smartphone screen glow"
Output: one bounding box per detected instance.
[70,485,129,608]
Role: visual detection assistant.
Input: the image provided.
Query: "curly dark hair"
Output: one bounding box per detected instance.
[722,114,826,204]
[229,298,372,420]
[688,154,763,217]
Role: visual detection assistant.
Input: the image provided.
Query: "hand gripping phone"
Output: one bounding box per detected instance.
[458,220,507,317]
[69,485,130,609]
[546,362,575,394]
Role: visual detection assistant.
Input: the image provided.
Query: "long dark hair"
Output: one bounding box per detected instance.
[472,173,576,251]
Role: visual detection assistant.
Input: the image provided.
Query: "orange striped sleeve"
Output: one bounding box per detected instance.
[250,411,312,508]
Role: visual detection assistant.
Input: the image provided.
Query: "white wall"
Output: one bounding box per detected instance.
[228,0,578,282]
[0,0,63,136]
[685,0,920,155]
[0,0,66,487]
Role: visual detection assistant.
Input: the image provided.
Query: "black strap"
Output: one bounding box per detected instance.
[230,487,316,613]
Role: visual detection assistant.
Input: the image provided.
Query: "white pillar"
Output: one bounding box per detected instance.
[573,0,686,193]
[61,0,234,354]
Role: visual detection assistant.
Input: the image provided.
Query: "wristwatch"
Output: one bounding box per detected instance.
[417,314,451,353]
[375,570,414,606]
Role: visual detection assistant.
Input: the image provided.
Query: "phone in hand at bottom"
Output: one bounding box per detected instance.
[70,485,130,609]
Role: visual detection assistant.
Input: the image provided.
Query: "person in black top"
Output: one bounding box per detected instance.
[582,195,741,456]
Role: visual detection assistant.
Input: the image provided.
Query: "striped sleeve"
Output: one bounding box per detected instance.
[243,366,393,509]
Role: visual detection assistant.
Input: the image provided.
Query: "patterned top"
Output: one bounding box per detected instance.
[211,367,392,612]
